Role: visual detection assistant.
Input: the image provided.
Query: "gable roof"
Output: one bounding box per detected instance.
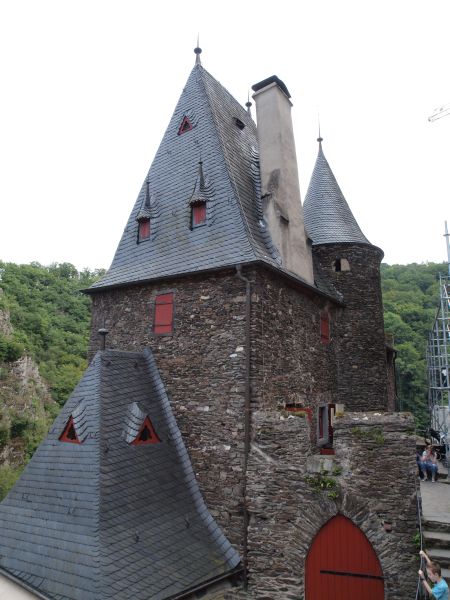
[89,64,283,292]
[303,140,370,245]
[0,349,240,600]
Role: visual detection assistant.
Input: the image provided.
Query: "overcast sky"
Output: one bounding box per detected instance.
[1,0,450,271]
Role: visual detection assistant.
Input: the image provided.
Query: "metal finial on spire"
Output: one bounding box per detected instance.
[194,34,202,65]
[317,115,323,144]
[245,91,252,116]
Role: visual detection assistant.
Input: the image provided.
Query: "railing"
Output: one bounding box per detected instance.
[414,474,426,600]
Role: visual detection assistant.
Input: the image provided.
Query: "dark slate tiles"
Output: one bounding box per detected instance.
[90,65,282,292]
[0,349,240,600]
[303,141,371,245]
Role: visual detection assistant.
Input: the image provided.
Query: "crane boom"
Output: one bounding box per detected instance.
[429,103,450,122]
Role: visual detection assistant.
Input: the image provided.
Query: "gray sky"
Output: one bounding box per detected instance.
[1,0,450,271]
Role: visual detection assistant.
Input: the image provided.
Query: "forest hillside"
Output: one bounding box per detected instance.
[0,259,447,498]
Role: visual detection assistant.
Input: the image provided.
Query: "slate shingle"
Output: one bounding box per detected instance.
[303,141,371,245]
[0,349,240,600]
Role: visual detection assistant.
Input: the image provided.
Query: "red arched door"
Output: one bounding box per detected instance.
[305,515,384,600]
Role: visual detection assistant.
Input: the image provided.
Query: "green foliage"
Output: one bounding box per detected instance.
[0,464,23,501]
[381,262,447,428]
[0,261,104,405]
[305,472,339,499]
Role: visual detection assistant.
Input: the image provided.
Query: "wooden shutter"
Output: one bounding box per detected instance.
[154,292,174,334]
[139,219,150,240]
[320,312,330,344]
[192,202,206,226]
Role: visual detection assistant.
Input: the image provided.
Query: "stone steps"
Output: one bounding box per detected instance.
[423,529,450,549]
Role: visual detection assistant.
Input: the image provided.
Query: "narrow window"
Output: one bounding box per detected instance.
[178,116,193,135]
[320,312,330,344]
[138,218,150,241]
[318,406,325,439]
[59,416,80,444]
[154,292,174,334]
[334,259,342,272]
[131,416,161,445]
[191,201,206,227]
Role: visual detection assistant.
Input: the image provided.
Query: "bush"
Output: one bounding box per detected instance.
[0,464,23,500]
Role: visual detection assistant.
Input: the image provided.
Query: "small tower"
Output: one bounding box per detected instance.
[303,138,388,410]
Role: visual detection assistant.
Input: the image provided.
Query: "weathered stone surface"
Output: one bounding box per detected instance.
[313,244,389,411]
[88,266,417,599]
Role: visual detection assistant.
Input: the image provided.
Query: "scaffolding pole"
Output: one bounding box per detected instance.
[426,223,450,472]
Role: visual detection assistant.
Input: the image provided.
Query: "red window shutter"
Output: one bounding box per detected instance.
[154,292,174,334]
[192,202,206,226]
[139,219,150,240]
[320,313,330,344]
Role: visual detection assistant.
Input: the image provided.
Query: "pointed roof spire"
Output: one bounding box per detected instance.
[303,139,370,245]
[317,115,323,144]
[194,34,202,65]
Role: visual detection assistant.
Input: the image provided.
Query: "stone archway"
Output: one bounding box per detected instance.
[305,514,384,600]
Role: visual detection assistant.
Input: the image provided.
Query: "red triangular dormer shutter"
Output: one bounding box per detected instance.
[59,416,80,444]
[131,416,161,445]
[178,116,193,135]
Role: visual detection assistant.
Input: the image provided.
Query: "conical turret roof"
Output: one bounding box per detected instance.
[303,140,370,245]
[0,349,240,600]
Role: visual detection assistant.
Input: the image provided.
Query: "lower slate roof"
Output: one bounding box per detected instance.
[0,349,241,600]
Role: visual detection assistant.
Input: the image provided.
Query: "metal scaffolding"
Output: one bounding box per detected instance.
[426,222,450,467]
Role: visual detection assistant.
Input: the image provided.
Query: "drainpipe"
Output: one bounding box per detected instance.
[235,264,251,589]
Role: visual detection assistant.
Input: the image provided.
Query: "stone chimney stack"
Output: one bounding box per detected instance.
[252,76,313,284]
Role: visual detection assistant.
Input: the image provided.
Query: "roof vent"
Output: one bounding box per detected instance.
[131,416,161,445]
[234,118,245,130]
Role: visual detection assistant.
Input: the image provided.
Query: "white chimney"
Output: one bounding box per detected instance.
[252,76,313,285]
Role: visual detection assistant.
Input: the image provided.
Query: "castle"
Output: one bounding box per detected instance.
[0,47,417,599]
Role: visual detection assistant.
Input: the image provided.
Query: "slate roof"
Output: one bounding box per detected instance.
[303,140,371,245]
[0,349,240,600]
[89,63,303,292]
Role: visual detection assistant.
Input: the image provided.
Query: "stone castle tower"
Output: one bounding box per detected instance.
[0,48,416,600]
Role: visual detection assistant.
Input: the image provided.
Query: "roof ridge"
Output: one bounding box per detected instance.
[198,66,259,262]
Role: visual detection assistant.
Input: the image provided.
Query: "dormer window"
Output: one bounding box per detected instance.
[138,218,151,241]
[131,416,161,445]
[59,416,81,444]
[178,116,193,135]
[191,201,206,227]
[234,118,245,130]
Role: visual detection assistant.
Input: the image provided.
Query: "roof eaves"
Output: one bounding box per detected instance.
[84,259,343,305]
[0,567,52,600]
[167,565,244,600]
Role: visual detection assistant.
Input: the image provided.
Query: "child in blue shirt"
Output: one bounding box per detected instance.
[419,550,449,600]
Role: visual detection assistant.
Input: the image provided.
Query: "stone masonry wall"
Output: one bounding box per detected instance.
[250,269,338,446]
[89,270,249,549]
[230,411,417,599]
[313,244,389,411]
